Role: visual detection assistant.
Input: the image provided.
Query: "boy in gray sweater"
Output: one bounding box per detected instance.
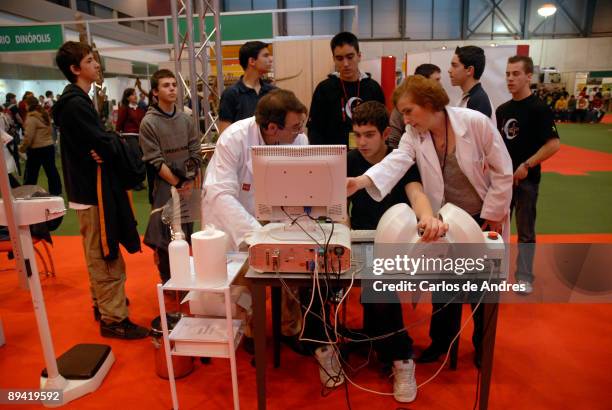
[139,69,202,283]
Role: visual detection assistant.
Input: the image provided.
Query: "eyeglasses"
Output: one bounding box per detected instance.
[278,121,304,135]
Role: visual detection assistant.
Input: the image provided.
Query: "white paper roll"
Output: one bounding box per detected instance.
[192,225,228,287]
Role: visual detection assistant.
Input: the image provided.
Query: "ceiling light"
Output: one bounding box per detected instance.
[441,46,447,50]
[537,3,557,17]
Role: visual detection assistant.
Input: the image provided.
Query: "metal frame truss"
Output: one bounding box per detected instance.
[170,0,224,143]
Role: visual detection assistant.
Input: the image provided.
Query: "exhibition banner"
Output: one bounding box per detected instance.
[0,25,64,52]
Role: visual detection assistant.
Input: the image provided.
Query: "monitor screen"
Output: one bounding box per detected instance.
[251,145,347,222]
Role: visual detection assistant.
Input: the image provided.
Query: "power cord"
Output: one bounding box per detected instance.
[272,214,497,407]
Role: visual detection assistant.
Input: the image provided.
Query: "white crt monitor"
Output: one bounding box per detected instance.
[251,145,347,222]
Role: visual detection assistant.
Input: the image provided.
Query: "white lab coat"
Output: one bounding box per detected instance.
[201,116,309,249]
[364,106,513,241]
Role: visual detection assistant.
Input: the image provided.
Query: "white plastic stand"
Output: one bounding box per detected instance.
[157,253,247,410]
[0,152,113,407]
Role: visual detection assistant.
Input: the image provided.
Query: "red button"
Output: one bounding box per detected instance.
[488,231,499,240]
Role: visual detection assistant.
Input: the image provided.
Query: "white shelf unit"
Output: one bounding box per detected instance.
[156,252,248,410]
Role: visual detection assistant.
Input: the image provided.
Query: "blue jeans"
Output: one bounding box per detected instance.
[511,179,539,283]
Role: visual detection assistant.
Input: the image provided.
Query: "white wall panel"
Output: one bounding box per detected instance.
[364,37,612,74]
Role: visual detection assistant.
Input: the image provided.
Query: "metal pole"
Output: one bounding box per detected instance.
[185,0,202,141]
[85,21,99,112]
[213,0,224,100]
[171,0,185,111]
[197,0,212,137]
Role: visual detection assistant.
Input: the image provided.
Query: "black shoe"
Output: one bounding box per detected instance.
[100,318,149,340]
[93,297,130,322]
[416,344,446,363]
[242,336,254,355]
[281,334,311,356]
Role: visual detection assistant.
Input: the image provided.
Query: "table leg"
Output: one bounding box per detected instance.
[253,283,267,410]
[479,301,499,410]
[271,286,281,368]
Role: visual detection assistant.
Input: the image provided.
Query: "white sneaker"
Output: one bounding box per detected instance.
[393,359,417,403]
[315,346,344,388]
[516,280,533,295]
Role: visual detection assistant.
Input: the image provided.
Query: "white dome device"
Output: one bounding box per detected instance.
[374,203,496,244]
[374,203,506,275]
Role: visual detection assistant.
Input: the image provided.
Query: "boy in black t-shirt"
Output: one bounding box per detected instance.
[346,101,443,403]
[496,56,560,294]
[307,32,385,147]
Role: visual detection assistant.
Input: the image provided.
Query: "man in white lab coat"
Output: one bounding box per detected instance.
[202,89,309,354]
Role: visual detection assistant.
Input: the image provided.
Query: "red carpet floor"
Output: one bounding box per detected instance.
[1,236,611,410]
[542,144,612,175]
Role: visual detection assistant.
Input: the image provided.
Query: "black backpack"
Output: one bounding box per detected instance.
[112,133,146,190]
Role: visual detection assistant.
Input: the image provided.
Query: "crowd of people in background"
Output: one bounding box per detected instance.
[535,84,610,123]
[1,90,62,190]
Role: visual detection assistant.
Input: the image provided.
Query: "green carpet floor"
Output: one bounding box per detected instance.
[6,122,612,236]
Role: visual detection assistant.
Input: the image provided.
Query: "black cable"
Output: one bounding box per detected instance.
[305,212,327,246]
[323,219,333,289]
[280,206,323,247]
[284,210,336,350]
[325,221,336,301]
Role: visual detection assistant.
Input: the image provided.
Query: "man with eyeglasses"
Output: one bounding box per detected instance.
[201,88,308,355]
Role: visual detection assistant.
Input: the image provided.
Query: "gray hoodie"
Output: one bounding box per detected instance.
[139,105,201,174]
[139,104,202,251]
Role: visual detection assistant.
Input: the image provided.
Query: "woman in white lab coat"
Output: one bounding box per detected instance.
[347,75,513,240]
[347,74,513,367]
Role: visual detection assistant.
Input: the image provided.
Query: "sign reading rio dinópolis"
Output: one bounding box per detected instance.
[0,25,64,53]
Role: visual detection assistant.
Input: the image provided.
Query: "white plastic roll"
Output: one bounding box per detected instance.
[192,225,228,287]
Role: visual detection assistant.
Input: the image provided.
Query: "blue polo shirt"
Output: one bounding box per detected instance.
[459,82,493,119]
[218,76,275,123]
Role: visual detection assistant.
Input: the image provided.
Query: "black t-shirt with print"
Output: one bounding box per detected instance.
[308,74,385,146]
[496,94,559,184]
[348,147,421,230]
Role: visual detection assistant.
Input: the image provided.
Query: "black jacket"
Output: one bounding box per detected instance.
[307,72,385,146]
[53,84,116,205]
[53,84,140,260]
